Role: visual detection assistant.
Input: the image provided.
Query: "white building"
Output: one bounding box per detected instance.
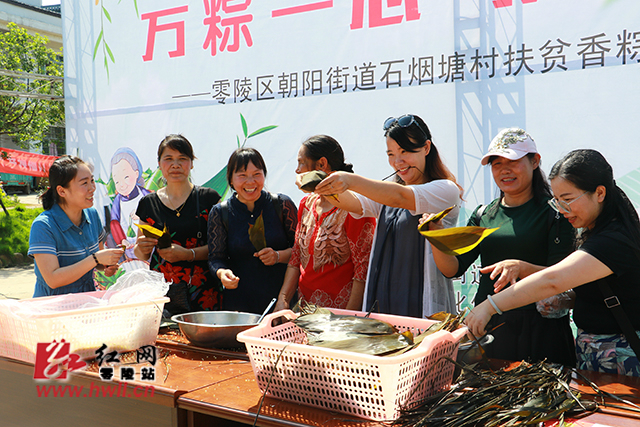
[0,0,61,51]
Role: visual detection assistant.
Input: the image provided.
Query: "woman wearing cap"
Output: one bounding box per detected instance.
[422,128,576,366]
[465,149,640,376]
[315,114,462,318]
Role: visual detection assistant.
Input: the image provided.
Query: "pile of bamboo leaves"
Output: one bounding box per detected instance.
[394,361,591,427]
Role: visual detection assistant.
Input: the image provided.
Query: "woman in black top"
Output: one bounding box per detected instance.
[466,149,640,377]
[134,134,221,314]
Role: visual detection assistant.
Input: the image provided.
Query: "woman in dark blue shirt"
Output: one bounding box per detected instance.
[208,148,297,314]
[29,156,123,297]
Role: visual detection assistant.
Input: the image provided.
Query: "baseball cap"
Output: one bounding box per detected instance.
[480,128,538,166]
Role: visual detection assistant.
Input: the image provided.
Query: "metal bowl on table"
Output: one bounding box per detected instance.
[171,311,261,348]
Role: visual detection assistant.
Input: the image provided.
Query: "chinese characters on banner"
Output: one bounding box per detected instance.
[142,0,441,60]
[169,30,639,104]
[137,2,638,103]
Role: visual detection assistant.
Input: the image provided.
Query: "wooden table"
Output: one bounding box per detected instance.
[1,336,639,427]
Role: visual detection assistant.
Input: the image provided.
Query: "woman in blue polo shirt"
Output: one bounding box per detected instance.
[29,156,124,297]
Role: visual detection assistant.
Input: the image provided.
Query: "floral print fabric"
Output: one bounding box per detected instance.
[576,328,640,377]
[289,194,375,309]
[136,187,222,312]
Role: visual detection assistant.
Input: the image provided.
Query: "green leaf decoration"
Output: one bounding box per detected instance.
[106,176,116,198]
[142,168,153,182]
[241,114,248,138]
[134,0,139,17]
[102,6,112,23]
[93,30,103,60]
[105,41,115,63]
[145,168,165,192]
[94,268,126,290]
[202,166,229,200]
[248,213,266,251]
[127,225,136,238]
[248,125,278,138]
[236,135,241,148]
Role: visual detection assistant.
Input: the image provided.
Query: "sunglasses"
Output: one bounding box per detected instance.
[548,191,588,213]
[383,114,419,130]
[383,114,429,139]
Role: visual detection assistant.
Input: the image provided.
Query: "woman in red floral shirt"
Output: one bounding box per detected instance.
[134,134,221,315]
[275,135,375,311]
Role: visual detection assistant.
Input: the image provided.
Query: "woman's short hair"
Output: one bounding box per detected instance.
[226,147,267,186]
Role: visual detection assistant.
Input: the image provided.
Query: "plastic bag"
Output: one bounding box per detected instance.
[104,269,170,305]
[1,270,170,319]
[536,291,574,319]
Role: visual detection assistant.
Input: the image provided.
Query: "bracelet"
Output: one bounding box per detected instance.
[487,294,503,315]
[91,253,100,266]
[190,249,196,262]
[275,250,280,263]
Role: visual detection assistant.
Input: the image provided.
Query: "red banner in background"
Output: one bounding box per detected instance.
[0,148,58,177]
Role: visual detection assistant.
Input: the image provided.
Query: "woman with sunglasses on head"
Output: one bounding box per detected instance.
[134,135,222,315]
[208,147,298,314]
[315,115,462,318]
[275,135,375,312]
[422,128,576,366]
[29,155,124,297]
[465,149,640,376]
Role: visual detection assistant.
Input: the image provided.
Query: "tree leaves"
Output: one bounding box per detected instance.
[0,23,64,149]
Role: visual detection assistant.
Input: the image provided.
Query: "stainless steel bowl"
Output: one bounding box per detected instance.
[171,311,261,348]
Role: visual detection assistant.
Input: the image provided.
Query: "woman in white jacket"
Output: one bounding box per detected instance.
[315,114,462,318]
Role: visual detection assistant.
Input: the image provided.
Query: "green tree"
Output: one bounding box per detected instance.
[0,22,64,150]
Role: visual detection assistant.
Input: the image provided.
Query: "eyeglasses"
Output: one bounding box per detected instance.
[383,114,429,139]
[548,191,588,213]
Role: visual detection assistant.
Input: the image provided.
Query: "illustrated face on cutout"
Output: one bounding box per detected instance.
[113,159,138,197]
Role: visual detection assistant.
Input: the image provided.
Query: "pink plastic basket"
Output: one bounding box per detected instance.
[237,309,467,421]
[0,291,168,363]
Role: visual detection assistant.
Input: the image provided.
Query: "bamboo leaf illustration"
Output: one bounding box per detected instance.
[145,168,165,192]
[105,41,115,63]
[202,165,229,200]
[93,30,103,60]
[241,114,248,138]
[248,125,278,138]
[236,135,241,148]
[102,6,112,23]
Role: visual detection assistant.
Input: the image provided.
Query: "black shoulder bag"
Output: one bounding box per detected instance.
[598,273,640,359]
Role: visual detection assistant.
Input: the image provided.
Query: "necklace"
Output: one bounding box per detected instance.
[163,186,192,217]
[173,200,187,217]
